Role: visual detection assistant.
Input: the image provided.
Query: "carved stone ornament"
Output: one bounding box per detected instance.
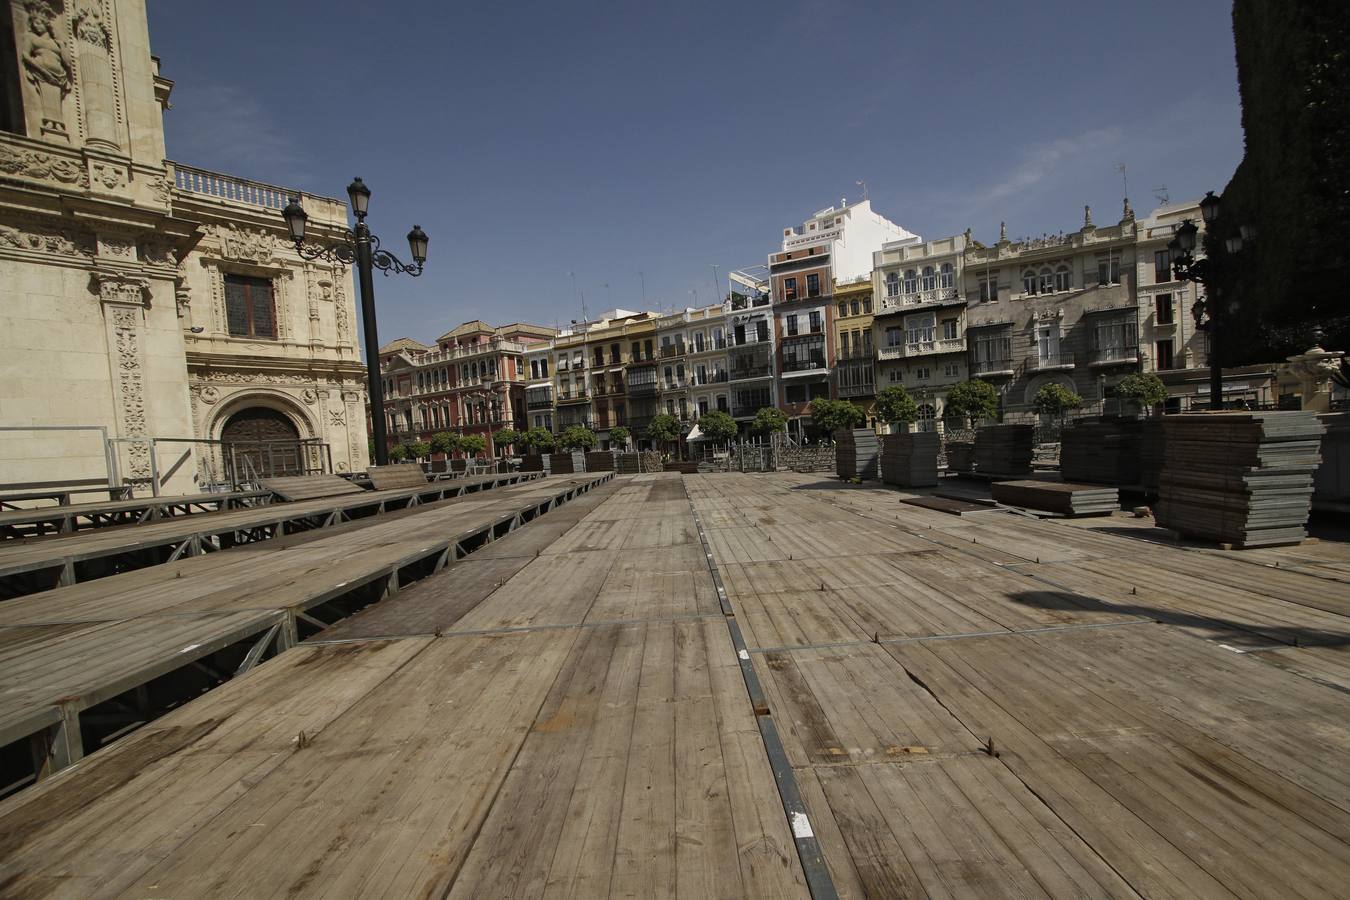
[329,409,346,426]
[99,235,134,258]
[197,385,220,404]
[109,305,151,478]
[139,239,177,266]
[92,162,125,190]
[215,224,276,264]
[73,1,111,50]
[196,371,317,386]
[0,221,94,257]
[302,388,318,405]
[90,271,151,307]
[21,0,72,139]
[0,143,86,186]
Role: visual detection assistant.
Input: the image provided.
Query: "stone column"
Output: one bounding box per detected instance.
[73,0,118,150]
[92,271,152,481]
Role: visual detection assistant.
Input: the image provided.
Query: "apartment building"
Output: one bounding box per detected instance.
[726,268,775,425]
[873,233,970,429]
[682,305,732,420]
[833,276,878,422]
[371,321,555,453]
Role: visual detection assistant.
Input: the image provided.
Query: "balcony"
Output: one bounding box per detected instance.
[906,337,965,357]
[626,381,659,397]
[1090,345,1140,367]
[877,288,963,313]
[1030,353,1075,372]
[526,396,553,410]
[556,391,591,405]
[971,358,1015,377]
[729,365,772,381]
[781,358,829,374]
[689,338,728,354]
[838,380,875,398]
[659,345,686,359]
[691,371,729,386]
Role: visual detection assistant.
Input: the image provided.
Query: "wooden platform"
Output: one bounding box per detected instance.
[0,473,611,786]
[365,463,429,491]
[257,473,368,501]
[0,490,272,538]
[0,472,542,598]
[1,471,1348,897]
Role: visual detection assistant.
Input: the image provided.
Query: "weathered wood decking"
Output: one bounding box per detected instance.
[0,471,1347,898]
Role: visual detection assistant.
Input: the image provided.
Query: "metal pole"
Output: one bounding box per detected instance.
[356,217,389,465]
[149,439,161,497]
[1209,287,1223,410]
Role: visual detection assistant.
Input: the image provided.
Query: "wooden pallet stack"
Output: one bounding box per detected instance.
[547,453,575,474]
[835,429,880,480]
[946,440,975,474]
[1155,411,1326,547]
[1140,419,1165,494]
[1060,418,1143,486]
[975,424,1034,479]
[585,451,616,471]
[880,432,939,487]
[616,452,642,474]
[991,480,1120,516]
[520,454,548,473]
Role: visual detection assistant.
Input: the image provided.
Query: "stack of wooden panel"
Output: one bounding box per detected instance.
[991,480,1120,516]
[975,424,1034,478]
[1060,418,1142,486]
[1155,411,1326,547]
[520,455,547,473]
[616,452,642,474]
[880,432,938,487]
[1140,419,1165,493]
[946,440,975,474]
[585,451,616,471]
[547,453,575,474]
[835,429,879,480]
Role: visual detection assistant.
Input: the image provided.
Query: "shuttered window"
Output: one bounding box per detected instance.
[224,275,276,339]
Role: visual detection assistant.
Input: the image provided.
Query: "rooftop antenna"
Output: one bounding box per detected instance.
[856,179,868,201]
[640,271,646,306]
[710,264,719,307]
[1116,163,1128,201]
[1153,185,1171,205]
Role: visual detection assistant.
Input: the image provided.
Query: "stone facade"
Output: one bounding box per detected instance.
[0,0,367,495]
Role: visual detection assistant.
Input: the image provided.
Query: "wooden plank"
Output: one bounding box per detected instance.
[366,464,429,491]
[257,473,368,501]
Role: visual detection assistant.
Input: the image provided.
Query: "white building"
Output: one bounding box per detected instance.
[779,198,918,283]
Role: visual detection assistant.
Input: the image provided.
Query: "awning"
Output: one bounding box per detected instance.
[686,424,705,441]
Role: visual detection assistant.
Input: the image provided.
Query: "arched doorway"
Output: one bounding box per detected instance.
[221,407,302,477]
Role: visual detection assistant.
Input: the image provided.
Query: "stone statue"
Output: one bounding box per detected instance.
[22,1,72,139]
[998,221,1007,242]
[1083,205,1094,228]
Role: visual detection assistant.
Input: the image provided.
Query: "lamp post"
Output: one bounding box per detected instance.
[282,179,429,466]
[1168,191,1224,409]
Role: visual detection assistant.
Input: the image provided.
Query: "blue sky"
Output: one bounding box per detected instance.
[150,0,1243,342]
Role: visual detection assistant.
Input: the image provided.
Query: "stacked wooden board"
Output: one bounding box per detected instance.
[880,432,938,487]
[1060,418,1142,486]
[257,474,367,501]
[945,440,975,474]
[616,452,642,474]
[835,428,879,480]
[991,480,1120,516]
[519,454,546,473]
[546,453,575,474]
[1155,410,1326,547]
[1140,419,1165,493]
[366,464,429,491]
[585,450,616,471]
[974,424,1034,479]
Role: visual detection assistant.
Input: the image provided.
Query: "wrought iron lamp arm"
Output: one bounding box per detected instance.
[367,233,425,277]
[290,231,424,276]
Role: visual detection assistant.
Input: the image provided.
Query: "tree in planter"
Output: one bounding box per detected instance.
[492,428,519,456]
[809,398,865,435]
[874,386,919,432]
[388,444,407,462]
[645,414,681,456]
[698,410,738,445]
[608,425,631,449]
[559,425,598,452]
[1113,373,1168,416]
[750,407,788,436]
[458,433,487,459]
[945,379,1000,427]
[1032,382,1084,424]
[519,426,555,454]
[430,431,460,458]
[406,440,431,462]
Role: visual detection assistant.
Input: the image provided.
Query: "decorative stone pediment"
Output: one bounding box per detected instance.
[213,224,276,264]
[0,142,86,186]
[90,271,151,307]
[0,220,94,257]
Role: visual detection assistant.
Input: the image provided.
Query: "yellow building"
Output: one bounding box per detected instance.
[833,276,879,426]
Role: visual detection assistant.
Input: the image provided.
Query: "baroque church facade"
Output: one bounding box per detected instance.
[0,0,367,495]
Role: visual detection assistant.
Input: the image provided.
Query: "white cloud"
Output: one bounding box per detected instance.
[984,126,1124,202]
[164,83,301,179]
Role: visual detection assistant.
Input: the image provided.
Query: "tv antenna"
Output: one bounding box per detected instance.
[1152,185,1170,205]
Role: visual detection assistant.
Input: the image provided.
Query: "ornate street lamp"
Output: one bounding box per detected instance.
[282,178,429,466]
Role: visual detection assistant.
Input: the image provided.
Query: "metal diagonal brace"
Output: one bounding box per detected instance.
[234,622,282,677]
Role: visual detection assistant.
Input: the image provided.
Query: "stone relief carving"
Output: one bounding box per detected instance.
[329,409,346,427]
[73,1,111,49]
[214,224,276,263]
[193,385,220,404]
[195,371,318,385]
[302,388,318,405]
[333,277,351,345]
[139,239,177,266]
[90,271,150,307]
[110,306,150,478]
[21,0,72,141]
[0,143,86,186]
[99,235,134,258]
[92,162,125,190]
[151,176,173,205]
[0,221,94,257]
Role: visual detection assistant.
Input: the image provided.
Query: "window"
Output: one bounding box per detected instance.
[716,395,728,412]
[850,299,860,316]
[712,327,723,347]
[540,359,549,377]
[644,339,653,359]
[1154,250,1172,283]
[920,266,936,291]
[556,355,568,372]
[838,301,847,318]
[906,313,935,346]
[903,269,918,294]
[698,398,709,416]
[785,384,807,403]
[1091,316,1138,360]
[862,329,873,353]
[942,318,959,340]
[1097,255,1121,285]
[784,277,797,300]
[806,273,820,297]
[809,311,822,333]
[631,341,641,359]
[734,324,746,345]
[915,366,931,381]
[1022,271,1038,295]
[944,362,960,378]
[610,343,620,364]
[939,262,954,289]
[224,275,276,339]
[1155,293,1174,324]
[694,331,704,352]
[1039,267,1055,294]
[885,326,903,347]
[696,364,707,384]
[664,366,674,388]
[888,369,901,382]
[786,314,799,336]
[979,278,998,303]
[885,272,900,297]
[1054,265,1071,292]
[1156,339,1175,370]
[594,348,605,366]
[862,296,872,314]
[756,319,769,342]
